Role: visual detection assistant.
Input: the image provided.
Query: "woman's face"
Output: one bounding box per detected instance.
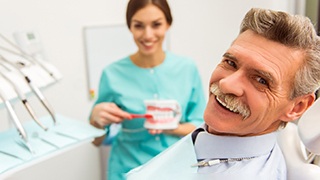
[130,4,170,56]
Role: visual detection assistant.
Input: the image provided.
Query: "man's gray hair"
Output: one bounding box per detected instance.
[240,8,320,99]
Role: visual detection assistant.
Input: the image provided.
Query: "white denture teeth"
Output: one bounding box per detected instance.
[151,110,174,122]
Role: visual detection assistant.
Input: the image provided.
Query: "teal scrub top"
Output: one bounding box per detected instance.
[93,51,206,180]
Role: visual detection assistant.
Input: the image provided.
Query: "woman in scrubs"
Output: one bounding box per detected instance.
[89,0,206,179]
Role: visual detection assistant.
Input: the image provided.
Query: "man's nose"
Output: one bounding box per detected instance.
[218,71,245,96]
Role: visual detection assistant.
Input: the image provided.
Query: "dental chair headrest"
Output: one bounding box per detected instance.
[298,99,320,155]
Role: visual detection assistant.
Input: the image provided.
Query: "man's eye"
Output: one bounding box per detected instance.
[226,60,236,68]
[256,77,268,85]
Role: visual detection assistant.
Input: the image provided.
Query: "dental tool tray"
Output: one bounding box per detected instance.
[0,114,105,175]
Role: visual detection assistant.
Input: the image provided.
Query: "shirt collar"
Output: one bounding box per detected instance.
[194,124,278,159]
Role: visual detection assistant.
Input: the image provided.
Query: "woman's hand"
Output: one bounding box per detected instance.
[90,102,132,129]
[148,123,196,136]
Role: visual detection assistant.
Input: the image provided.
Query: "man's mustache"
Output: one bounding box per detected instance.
[210,83,250,120]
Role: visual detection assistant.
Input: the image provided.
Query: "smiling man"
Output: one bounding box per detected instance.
[126,8,320,180]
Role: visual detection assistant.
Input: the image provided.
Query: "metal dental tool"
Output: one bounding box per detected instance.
[0,55,57,125]
[0,62,48,131]
[0,33,58,81]
[0,86,34,154]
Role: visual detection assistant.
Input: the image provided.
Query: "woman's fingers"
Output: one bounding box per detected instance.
[148,129,163,135]
[91,102,131,126]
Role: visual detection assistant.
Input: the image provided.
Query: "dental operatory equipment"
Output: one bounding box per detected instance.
[0,55,56,125]
[0,86,34,153]
[277,98,320,179]
[0,62,48,130]
[0,33,58,81]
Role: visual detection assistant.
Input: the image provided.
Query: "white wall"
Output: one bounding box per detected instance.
[0,0,129,129]
[0,0,294,126]
[0,0,297,179]
[168,0,293,99]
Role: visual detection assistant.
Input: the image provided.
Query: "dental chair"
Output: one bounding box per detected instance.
[277,98,320,180]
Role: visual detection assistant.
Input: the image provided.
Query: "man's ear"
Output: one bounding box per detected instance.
[281,93,315,122]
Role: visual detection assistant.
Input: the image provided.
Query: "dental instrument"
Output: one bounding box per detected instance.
[0,55,56,125]
[0,86,34,153]
[0,62,48,131]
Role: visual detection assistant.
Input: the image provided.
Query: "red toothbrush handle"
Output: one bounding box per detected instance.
[130,114,153,119]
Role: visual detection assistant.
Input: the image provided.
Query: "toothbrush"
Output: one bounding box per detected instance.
[130,114,153,119]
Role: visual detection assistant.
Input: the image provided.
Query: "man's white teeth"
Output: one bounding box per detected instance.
[216,96,238,113]
[210,85,217,94]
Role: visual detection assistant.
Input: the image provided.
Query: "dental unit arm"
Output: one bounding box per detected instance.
[0,33,58,81]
